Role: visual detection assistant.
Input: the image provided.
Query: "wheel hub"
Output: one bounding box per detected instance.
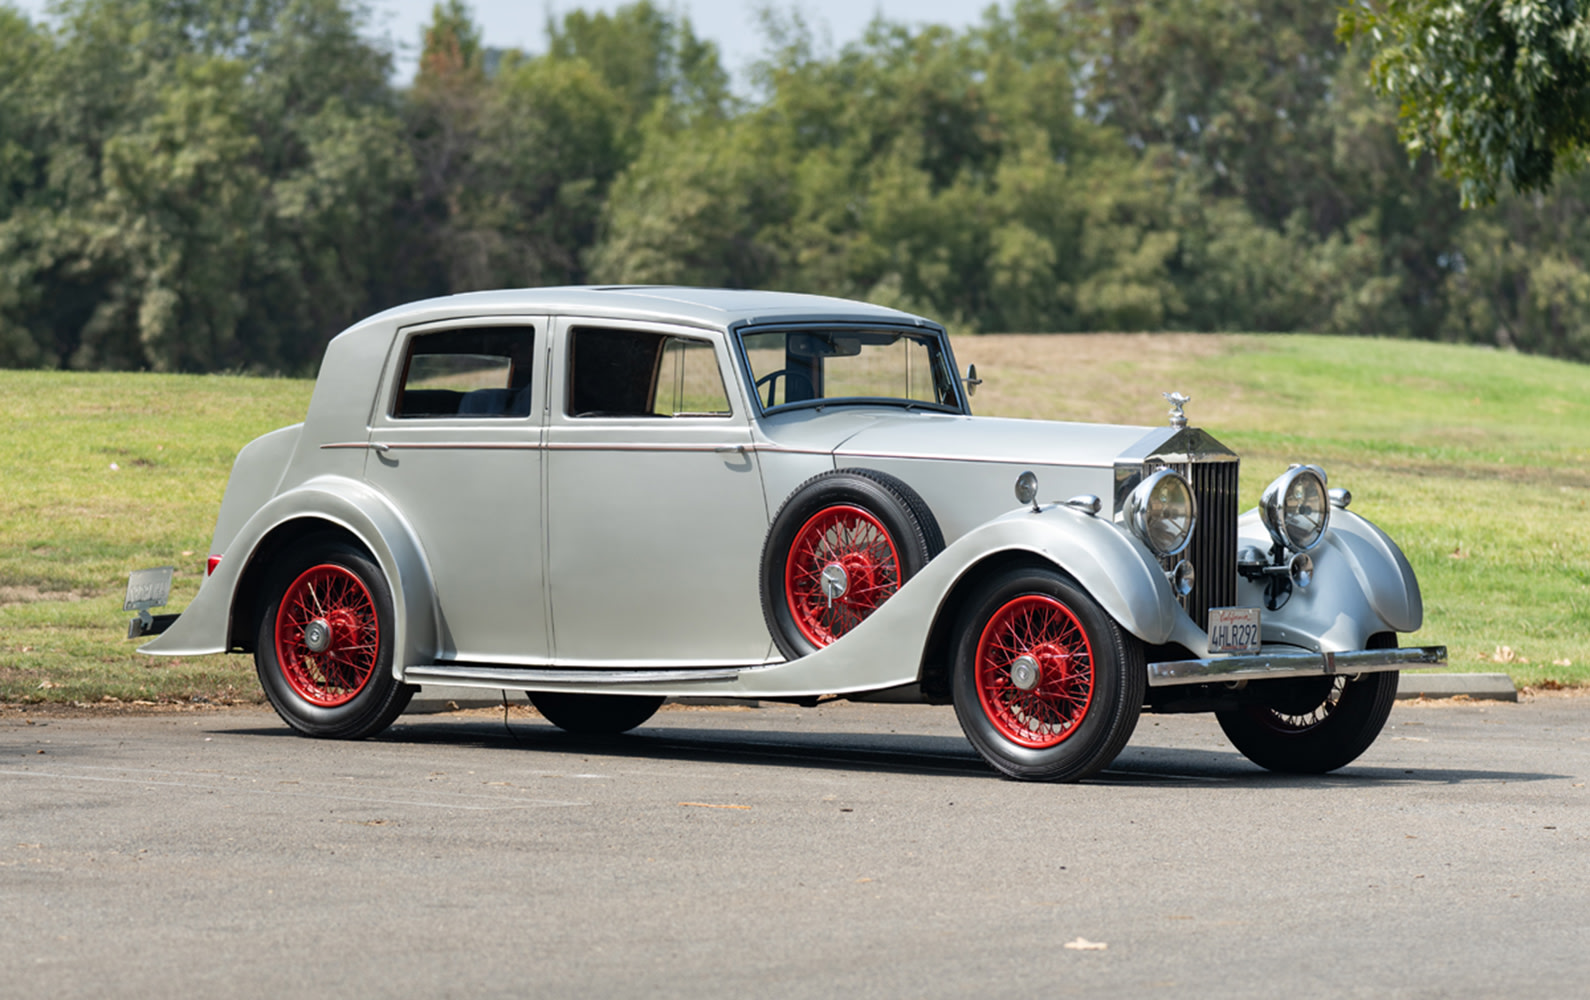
[820,563,849,605]
[1009,654,1040,691]
[302,618,332,654]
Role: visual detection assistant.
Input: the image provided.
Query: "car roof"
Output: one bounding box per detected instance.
[359,286,938,333]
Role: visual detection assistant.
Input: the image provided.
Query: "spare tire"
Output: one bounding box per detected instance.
[760,468,944,660]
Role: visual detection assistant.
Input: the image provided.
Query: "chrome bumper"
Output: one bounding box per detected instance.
[1147,645,1447,688]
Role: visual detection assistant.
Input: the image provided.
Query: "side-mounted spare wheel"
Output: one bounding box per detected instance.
[760,468,944,661]
[254,538,414,739]
[952,565,1145,782]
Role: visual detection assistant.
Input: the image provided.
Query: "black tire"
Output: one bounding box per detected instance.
[254,539,414,739]
[528,692,664,734]
[1216,670,1399,774]
[951,566,1144,782]
[760,468,944,660]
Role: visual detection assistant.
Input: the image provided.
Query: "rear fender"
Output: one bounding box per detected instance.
[140,477,437,675]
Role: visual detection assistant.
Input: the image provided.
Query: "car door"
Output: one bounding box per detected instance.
[544,318,775,667]
[364,317,549,664]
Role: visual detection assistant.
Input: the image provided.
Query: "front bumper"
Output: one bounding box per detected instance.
[1147,645,1447,688]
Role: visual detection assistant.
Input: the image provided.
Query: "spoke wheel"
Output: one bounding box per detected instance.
[785,505,902,648]
[974,594,1094,749]
[1217,667,1399,774]
[274,564,380,707]
[953,566,1143,782]
[761,469,943,660]
[255,537,413,739]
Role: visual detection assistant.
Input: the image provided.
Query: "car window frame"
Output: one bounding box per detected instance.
[730,319,969,418]
[556,320,741,424]
[376,316,545,426]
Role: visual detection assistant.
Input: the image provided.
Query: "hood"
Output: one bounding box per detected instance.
[830,413,1159,469]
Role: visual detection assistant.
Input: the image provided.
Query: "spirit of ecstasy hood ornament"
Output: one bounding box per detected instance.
[1163,392,1191,429]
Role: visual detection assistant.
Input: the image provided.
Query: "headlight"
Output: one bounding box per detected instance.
[1260,466,1330,552]
[1126,469,1196,557]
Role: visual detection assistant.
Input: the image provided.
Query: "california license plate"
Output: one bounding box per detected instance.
[124,567,174,612]
[1207,607,1261,654]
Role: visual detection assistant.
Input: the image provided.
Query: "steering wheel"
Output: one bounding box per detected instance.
[755,369,804,408]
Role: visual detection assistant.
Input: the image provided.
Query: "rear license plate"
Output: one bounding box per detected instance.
[1207,607,1261,654]
[124,567,174,612]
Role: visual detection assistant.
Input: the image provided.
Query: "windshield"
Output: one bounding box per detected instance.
[739,328,963,413]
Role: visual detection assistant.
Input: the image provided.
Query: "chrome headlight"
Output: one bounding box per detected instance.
[1260,466,1330,552]
[1126,469,1196,557]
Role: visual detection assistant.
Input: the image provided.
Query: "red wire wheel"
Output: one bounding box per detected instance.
[272,563,382,708]
[784,504,903,648]
[760,469,943,661]
[973,594,1095,748]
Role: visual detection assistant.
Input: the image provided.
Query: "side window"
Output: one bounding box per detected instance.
[568,327,730,418]
[653,338,731,416]
[393,327,535,419]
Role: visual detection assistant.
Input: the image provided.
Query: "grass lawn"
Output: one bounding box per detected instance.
[2,333,1586,703]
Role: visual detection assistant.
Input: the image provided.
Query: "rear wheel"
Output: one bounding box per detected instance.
[528,692,664,735]
[254,539,413,738]
[952,566,1144,782]
[1216,669,1399,773]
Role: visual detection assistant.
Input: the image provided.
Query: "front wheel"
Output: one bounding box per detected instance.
[952,566,1144,782]
[528,692,664,735]
[1216,670,1399,773]
[254,539,413,739]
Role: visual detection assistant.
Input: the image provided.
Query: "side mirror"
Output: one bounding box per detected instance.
[962,363,982,397]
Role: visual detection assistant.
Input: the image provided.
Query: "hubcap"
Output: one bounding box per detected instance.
[303,618,331,654]
[820,563,849,604]
[1009,654,1040,691]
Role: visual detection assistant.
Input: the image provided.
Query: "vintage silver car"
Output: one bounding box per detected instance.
[133,287,1444,781]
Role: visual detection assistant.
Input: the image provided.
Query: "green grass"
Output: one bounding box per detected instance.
[1,371,312,703]
[2,333,1587,702]
[1196,337,1590,686]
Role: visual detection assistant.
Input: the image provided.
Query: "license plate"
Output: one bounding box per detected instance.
[124,567,174,612]
[1207,607,1261,654]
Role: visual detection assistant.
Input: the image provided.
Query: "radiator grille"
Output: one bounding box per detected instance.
[1161,458,1239,626]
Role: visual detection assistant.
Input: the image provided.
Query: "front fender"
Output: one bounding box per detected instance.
[1236,507,1423,651]
[700,503,1177,700]
[950,504,1181,645]
[140,477,438,674]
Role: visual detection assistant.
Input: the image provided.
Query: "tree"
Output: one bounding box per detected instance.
[1340,0,1590,207]
[0,0,410,371]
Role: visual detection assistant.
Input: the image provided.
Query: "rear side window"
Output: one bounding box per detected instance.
[393,327,536,419]
[568,327,730,418]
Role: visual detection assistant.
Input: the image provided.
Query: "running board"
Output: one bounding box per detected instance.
[405,664,747,690]
[1147,645,1447,687]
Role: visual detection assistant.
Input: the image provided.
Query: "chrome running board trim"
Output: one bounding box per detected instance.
[1147,645,1447,688]
[405,664,745,688]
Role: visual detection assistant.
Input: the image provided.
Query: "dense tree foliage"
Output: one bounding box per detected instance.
[1340,0,1590,208]
[2,0,1588,369]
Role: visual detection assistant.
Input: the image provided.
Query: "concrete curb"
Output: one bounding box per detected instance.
[406,673,1520,714]
[1396,672,1517,702]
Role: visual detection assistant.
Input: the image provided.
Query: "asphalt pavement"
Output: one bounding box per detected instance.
[2,695,1585,999]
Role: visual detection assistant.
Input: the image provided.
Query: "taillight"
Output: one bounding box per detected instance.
[207,554,222,576]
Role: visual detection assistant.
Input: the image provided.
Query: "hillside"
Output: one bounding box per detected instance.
[1,334,1586,703]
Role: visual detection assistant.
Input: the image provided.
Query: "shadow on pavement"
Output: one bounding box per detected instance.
[216,715,1568,787]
